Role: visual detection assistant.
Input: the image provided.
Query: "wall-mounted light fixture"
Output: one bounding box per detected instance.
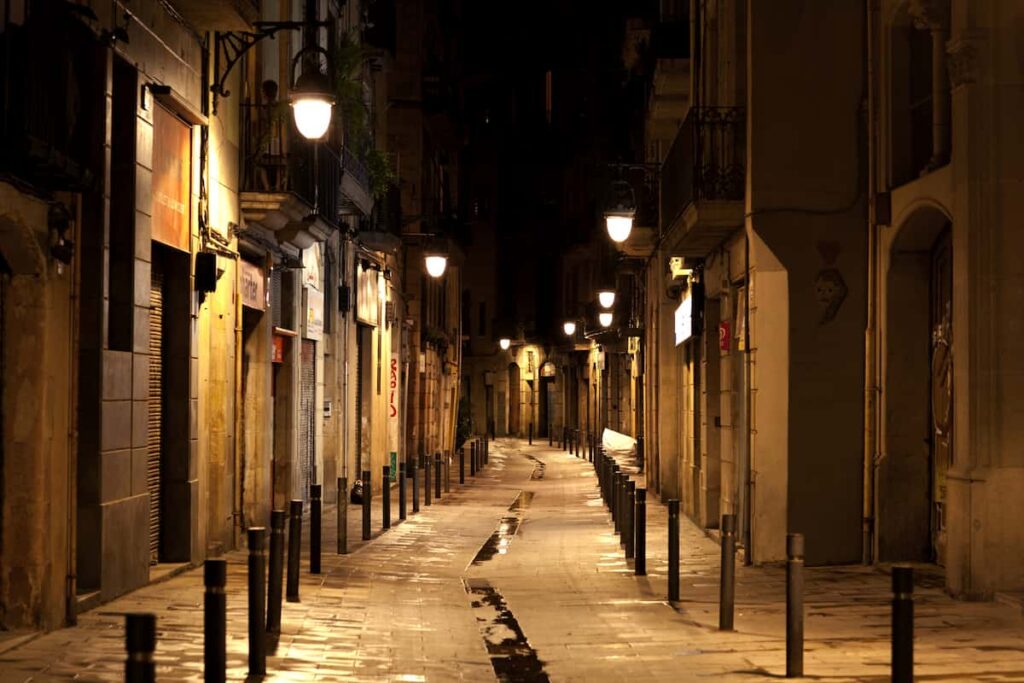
[499,338,511,350]
[563,321,577,336]
[597,290,616,309]
[599,312,613,328]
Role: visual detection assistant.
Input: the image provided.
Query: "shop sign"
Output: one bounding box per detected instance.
[540,361,556,378]
[272,334,286,364]
[675,292,693,346]
[303,245,322,289]
[388,353,400,464]
[719,320,731,351]
[152,105,191,252]
[240,260,265,311]
[356,264,379,326]
[304,287,324,341]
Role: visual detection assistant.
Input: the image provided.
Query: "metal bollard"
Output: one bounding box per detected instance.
[668,500,680,602]
[399,462,407,520]
[470,441,477,476]
[635,488,646,576]
[563,426,568,452]
[892,565,914,683]
[611,465,621,525]
[337,477,348,554]
[460,446,466,484]
[266,510,286,637]
[720,514,736,630]
[424,454,432,506]
[286,499,302,602]
[615,473,625,536]
[484,438,489,464]
[382,466,391,529]
[624,480,636,559]
[548,426,553,447]
[434,452,442,499]
[787,533,805,678]
[412,457,420,513]
[529,422,534,445]
[204,559,227,682]
[636,435,644,470]
[445,451,451,493]
[361,469,371,541]
[247,527,267,676]
[125,613,156,683]
[310,484,322,574]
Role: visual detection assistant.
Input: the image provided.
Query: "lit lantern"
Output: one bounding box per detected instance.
[289,48,335,140]
[599,312,613,328]
[499,338,511,350]
[424,254,448,278]
[597,290,616,309]
[604,179,637,243]
[563,321,576,336]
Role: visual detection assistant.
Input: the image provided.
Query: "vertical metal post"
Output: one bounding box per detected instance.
[634,488,646,576]
[361,469,371,541]
[266,510,286,637]
[424,454,432,506]
[636,435,644,470]
[563,426,567,451]
[286,500,302,602]
[337,477,348,554]
[470,441,477,476]
[529,422,534,444]
[548,425,553,446]
[460,446,466,483]
[720,514,736,631]
[616,473,625,536]
[412,457,420,513]
[787,533,805,678]
[892,565,914,683]
[624,480,636,559]
[611,466,621,528]
[382,466,391,529]
[444,450,451,493]
[124,613,156,683]
[310,484,321,574]
[484,438,489,464]
[204,560,226,682]
[247,527,266,676]
[668,500,680,602]
[434,452,442,499]
[399,462,407,520]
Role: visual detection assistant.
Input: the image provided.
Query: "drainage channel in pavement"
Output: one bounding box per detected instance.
[524,455,546,480]
[465,578,550,682]
[471,491,534,566]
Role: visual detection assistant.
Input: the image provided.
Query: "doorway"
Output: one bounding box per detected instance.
[508,363,521,435]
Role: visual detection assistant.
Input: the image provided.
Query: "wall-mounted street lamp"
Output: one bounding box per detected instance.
[604,179,637,243]
[597,290,616,309]
[499,338,511,350]
[563,321,577,336]
[424,254,448,278]
[599,312,613,328]
[289,46,334,140]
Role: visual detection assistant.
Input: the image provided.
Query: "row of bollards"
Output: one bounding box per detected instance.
[584,444,915,681]
[126,435,497,680]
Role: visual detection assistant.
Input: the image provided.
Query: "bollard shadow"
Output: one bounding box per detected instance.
[244,675,267,683]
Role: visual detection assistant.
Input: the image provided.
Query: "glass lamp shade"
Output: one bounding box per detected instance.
[605,215,633,243]
[291,97,333,140]
[599,312,613,328]
[424,255,448,278]
[563,321,577,336]
[499,338,511,350]
[598,290,616,309]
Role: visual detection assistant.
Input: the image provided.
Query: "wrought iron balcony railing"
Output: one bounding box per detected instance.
[660,106,745,233]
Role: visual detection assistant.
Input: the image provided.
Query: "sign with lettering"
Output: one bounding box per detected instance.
[356,264,379,326]
[675,292,693,346]
[272,334,286,364]
[152,105,191,252]
[240,260,265,310]
[719,320,731,352]
[388,353,400,463]
[304,287,324,341]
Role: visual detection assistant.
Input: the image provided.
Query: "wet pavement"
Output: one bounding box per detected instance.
[2,439,1024,681]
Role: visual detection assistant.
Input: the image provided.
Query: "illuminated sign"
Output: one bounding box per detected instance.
[675,292,693,346]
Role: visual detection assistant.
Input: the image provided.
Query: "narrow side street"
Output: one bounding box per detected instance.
[2,440,1024,682]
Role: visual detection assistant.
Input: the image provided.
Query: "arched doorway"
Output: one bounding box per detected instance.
[880,205,951,564]
[508,363,521,435]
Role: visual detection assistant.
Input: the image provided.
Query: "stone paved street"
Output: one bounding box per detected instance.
[2,439,1024,681]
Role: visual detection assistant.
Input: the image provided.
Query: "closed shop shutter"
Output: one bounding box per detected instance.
[299,339,316,500]
[147,267,164,564]
[271,269,283,328]
[355,329,363,474]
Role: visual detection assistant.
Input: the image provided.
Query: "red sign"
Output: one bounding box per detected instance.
[152,105,192,252]
[272,334,286,364]
[719,320,731,352]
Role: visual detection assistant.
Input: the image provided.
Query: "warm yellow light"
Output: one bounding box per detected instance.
[291,96,333,140]
[499,338,511,350]
[598,290,616,309]
[563,321,576,336]
[606,215,633,243]
[424,255,448,278]
[599,312,613,328]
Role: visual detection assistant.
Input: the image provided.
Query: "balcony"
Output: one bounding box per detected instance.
[168,0,258,31]
[240,103,374,252]
[660,106,745,256]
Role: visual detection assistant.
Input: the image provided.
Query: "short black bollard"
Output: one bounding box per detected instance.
[310,484,322,574]
[634,488,646,576]
[548,426,553,447]
[125,612,156,683]
[611,465,621,526]
[787,533,805,678]
[529,422,534,445]
[624,480,636,559]
[412,457,421,513]
[615,473,625,537]
[460,446,466,484]
[361,469,371,541]
[286,499,302,602]
[382,466,391,529]
[563,426,568,452]
[668,500,680,602]
[892,565,914,683]
[424,454,432,506]
[720,514,736,631]
[266,510,286,637]
[204,559,227,682]
[247,527,267,676]
[399,462,407,520]
[444,450,451,493]
[470,441,477,476]
[636,435,644,469]
[434,452,442,499]
[337,477,348,554]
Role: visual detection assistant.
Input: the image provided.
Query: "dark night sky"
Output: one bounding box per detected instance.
[460,1,655,340]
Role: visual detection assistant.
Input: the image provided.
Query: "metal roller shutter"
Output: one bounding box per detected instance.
[299,339,316,500]
[147,267,164,564]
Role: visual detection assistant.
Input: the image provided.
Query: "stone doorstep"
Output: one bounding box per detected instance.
[74,561,193,619]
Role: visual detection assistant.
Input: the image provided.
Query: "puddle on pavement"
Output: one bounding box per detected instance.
[524,455,546,480]
[464,578,550,682]
[508,491,534,512]
[472,517,522,565]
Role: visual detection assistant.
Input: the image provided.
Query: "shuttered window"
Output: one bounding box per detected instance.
[147,267,164,564]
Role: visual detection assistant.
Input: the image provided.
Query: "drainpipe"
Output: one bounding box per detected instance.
[863,0,879,566]
[234,256,244,545]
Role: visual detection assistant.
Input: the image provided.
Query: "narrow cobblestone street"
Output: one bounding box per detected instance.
[2,439,1024,682]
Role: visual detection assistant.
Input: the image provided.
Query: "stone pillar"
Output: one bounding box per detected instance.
[909,0,952,170]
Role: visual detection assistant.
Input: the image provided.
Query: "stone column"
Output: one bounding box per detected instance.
[909,0,951,170]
